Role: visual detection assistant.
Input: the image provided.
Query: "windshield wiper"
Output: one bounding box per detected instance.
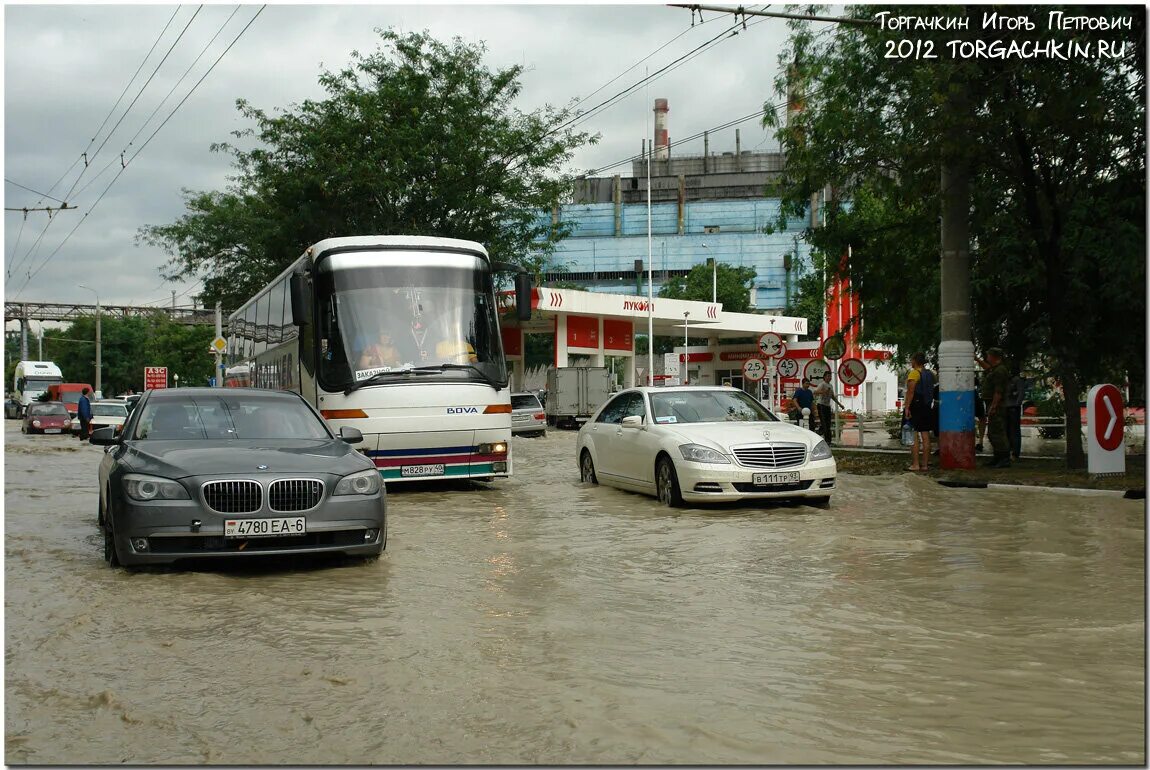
[410,363,506,388]
[343,368,442,395]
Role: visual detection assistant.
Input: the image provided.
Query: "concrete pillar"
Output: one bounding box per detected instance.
[677,175,686,235]
[20,317,29,360]
[613,175,622,236]
[555,314,569,369]
[627,322,638,388]
[513,328,526,391]
[593,317,605,366]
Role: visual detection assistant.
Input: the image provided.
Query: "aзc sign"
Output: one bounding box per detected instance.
[1087,383,1125,475]
[144,367,168,391]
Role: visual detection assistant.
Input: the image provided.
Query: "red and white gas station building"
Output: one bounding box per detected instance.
[501,274,899,415]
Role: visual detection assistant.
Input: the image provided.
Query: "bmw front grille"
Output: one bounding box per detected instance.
[202,480,263,513]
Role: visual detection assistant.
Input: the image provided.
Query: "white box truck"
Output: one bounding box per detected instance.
[546,367,612,430]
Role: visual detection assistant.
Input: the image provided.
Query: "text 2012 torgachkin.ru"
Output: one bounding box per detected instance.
[876,10,1134,60]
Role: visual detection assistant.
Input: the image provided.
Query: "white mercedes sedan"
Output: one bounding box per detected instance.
[576,386,835,507]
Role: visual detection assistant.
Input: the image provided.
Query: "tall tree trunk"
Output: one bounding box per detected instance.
[1060,362,1085,469]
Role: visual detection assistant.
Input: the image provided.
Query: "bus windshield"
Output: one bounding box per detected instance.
[316,253,507,390]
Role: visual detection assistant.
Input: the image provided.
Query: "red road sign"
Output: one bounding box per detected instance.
[804,359,830,382]
[144,366,168,391]
[776,357,799,379]
[837,357,867,387]
[1093,384,1124,451]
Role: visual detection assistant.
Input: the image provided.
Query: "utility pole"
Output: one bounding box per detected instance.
[214,302,223,388]
[78,285,102,396]
[938,162,976,469]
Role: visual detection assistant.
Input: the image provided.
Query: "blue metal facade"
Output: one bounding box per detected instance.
[534,199,814,309]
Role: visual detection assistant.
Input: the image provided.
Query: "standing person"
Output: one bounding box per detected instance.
[973,375,987,452]
[978,348,1012,468]
[1005,370,1027,461]
[77,387,93,441]
[903,352,935,471]
[792,378,815,427]
[813,371,845,445]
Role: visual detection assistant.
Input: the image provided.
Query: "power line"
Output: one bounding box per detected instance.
[4,178,67,204]
[70,6,243,204]
[15,6,267,296]
[580,96,791,178]
[7,7,182,281]
[4,204,77,214]
[62,5,205,203]
[502,15,762,178]
[569,8,726,114]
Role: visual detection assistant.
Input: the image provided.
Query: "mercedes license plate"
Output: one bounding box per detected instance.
[224,517,306,538]
[752,471,800,486]
[401,464,445,477]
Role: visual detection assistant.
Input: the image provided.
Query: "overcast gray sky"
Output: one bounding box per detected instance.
[4,2,791,311]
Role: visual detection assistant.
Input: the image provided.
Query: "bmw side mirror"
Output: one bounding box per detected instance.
[339,426,363,444]
[621,415,643,429]
[89,427,119,446]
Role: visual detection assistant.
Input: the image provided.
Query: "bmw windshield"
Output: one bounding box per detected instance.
[315,250,507,391]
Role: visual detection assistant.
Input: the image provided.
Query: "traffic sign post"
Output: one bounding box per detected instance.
[804,359,830,382]
[837,357,867,387]
[144,366,168,391]
[822,334,846,361]
[1087,383,1126,475]
[742,357,766,382]
[757,332,784,359]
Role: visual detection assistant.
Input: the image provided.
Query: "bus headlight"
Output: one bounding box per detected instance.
[334,469,382,496]
[476,442,508,455]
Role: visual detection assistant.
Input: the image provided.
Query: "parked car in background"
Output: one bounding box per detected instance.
[91,387,387,568]
[511,391,547,437]
[576,386,836,508]
[124,393,142,413]
[90,400,130,434]
[21,402,73,435]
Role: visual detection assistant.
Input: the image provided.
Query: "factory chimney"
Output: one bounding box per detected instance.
[653,98,669,161]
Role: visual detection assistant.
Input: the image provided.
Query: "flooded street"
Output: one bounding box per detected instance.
[5,420,1144,764]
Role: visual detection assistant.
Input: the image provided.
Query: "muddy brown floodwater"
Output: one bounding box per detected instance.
[5,420,1145,764]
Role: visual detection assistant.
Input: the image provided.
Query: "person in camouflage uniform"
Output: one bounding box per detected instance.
[978,348,1012,468]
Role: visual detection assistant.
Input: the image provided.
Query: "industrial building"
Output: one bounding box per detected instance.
[533,98,816,312]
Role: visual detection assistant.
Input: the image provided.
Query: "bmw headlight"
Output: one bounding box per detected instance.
[124,474,189,501]
[678,444,731,464]
[334,469,382,496]
[810,440,833,461]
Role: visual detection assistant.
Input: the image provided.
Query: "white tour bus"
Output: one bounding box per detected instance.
[12,360,64,414]
[225,236,531,483]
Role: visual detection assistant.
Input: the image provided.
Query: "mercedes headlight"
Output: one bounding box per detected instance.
[678,444,731,464]
[810,440,833,461]
[334,469,382,496]
[124,474,189,501]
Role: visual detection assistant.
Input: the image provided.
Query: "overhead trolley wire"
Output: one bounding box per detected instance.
[15,6,268,296]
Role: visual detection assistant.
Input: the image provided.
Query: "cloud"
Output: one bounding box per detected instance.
[5,3,786,309]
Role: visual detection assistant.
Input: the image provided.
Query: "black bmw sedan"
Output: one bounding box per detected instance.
[91,387,386,568]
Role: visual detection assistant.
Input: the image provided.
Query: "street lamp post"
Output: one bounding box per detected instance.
[683,311,690,385]
[78,284,101,396]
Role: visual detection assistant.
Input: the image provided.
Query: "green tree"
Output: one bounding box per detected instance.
[139,29,596,310]
[658,263,757,313]
[766,5,1145,468]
